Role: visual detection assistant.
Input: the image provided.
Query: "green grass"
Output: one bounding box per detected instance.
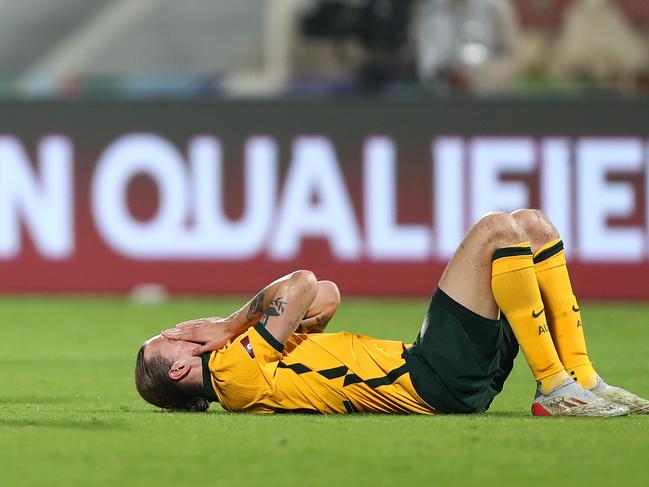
[1,296,648,487]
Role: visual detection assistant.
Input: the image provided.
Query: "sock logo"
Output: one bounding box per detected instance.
[532,308,544,319]
[538,323,549,335]
[572,305,580,312]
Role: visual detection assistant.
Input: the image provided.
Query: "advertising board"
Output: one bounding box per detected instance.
[1,100,647,297]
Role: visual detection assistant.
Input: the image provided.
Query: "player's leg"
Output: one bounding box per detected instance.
[439,211,625,416]
[510,209,596,386]
[512,209,649,414]
[439,211,568,393]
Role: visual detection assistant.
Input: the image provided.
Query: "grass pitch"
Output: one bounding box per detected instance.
[1,296,648,487]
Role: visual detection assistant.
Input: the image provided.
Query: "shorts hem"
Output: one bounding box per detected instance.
[434,288,500,329]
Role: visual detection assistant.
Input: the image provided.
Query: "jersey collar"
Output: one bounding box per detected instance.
[201,352,219,403]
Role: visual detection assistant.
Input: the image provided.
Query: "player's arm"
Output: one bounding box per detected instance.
[297,280,340,333]
[162,270,319,354]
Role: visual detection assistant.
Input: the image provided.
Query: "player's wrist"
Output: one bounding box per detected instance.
[223,314,247,336]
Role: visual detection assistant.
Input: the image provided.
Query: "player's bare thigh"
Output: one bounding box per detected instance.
[438,211,529,320]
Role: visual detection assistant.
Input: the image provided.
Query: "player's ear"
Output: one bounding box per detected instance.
[168,359,192,381]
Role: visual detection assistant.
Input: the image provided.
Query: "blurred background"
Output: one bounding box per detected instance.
[1,0,649,97]
[0,0,648,299]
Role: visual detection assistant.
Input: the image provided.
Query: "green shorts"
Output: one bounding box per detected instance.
[404,288,519,414]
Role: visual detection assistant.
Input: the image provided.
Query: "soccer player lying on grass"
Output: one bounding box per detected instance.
[135,209,649,416]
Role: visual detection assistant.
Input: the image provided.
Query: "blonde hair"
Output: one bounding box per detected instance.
[135,345,209,412]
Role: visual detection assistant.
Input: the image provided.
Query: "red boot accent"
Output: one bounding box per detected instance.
[531,402,553,416]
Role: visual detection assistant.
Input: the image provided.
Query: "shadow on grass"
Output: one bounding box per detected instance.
[0,417,130,431]
[485,411,535,419]
[486,410,637,421]
[137,408,534,419]
[218,411,535,420]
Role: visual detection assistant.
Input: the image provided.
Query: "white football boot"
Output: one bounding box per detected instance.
[531,378,629,417]
[589,376,649,415]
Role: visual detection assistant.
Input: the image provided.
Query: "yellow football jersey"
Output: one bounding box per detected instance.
[203,323,436,414]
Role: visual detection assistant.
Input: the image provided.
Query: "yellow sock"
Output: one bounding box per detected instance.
[492,242,569,394]
[534,239,598,389]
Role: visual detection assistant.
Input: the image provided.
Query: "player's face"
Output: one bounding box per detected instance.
[143,334,197,363]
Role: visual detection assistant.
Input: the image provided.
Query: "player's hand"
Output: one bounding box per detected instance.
[161,317,233,355]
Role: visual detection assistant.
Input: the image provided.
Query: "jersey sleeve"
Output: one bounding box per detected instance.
[248,322,284,363]
[209,324,285,412]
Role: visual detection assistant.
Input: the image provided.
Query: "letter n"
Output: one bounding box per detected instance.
[0,136,74,259]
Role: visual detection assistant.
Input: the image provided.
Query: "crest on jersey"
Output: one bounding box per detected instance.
[240,336,255,359]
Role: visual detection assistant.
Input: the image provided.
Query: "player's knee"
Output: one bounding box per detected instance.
[475,211,526,247]
[290,270,318,294]
[319,280,341,309]
[510,208,560,243]
[510,208,545,229]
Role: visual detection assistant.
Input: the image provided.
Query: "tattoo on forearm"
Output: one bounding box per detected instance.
[259,297,287,327]
[299,314,331,334]
[315,315,330,329]
[247,291,265,321]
